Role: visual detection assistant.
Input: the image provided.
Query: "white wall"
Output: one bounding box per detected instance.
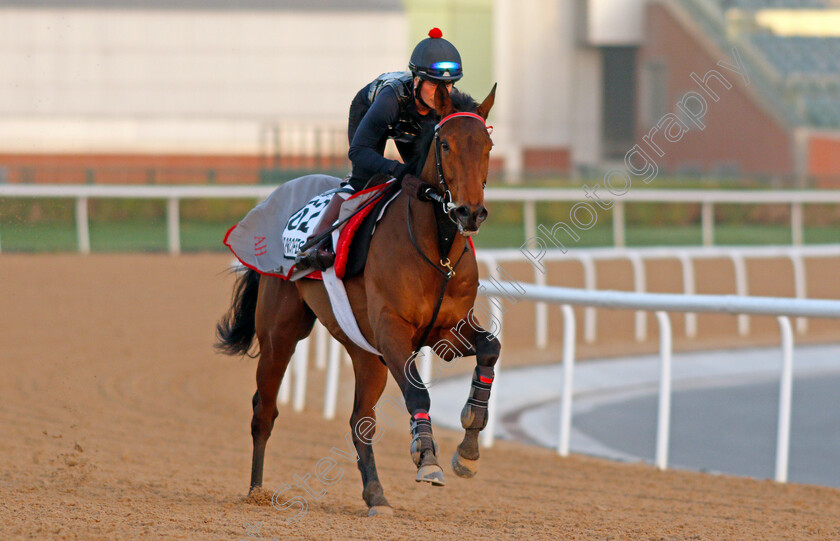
[570,46,603,167]
[0,8,407,153]
[493,0,602,179]
[587,0,644,45]
[0,3,607,172]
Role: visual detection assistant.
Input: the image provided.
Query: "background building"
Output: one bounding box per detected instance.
[0,0,839,185]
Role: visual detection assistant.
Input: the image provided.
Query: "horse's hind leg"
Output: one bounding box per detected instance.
[249,277,315,493]
[345,345,393,516]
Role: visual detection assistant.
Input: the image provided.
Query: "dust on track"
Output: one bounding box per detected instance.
[2,254,839,540]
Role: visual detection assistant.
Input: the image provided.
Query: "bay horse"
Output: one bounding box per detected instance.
[216,83,499,517]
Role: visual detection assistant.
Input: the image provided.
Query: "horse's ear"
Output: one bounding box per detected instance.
[476,83,497,120]
[434,83,455,116]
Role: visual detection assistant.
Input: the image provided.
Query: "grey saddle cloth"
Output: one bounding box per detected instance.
[224,174,342,277]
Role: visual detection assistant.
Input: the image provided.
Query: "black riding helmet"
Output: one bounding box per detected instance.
[408,28,463,84]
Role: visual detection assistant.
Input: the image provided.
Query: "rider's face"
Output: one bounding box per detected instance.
[415,78,453,112]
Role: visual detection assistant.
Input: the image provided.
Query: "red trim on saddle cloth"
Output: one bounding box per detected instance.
[223,223,322,281]
[333,182,395,279]
[413,412,430,420]
[479,375,493,384]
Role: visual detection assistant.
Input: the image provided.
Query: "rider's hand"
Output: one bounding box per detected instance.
[392,163,411,181]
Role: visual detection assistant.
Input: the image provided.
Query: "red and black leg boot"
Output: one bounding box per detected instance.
[452,365,495,478]
[410,410,445,486]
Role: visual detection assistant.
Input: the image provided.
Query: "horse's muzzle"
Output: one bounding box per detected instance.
[452,204,488,236]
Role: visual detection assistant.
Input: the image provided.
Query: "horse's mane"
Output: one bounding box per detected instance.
[449,89,480,115]
[407,89,479,177]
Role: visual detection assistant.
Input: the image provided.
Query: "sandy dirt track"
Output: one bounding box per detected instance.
[2,254,840,540]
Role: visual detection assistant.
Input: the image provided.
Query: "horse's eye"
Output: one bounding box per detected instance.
[441,141,450,152]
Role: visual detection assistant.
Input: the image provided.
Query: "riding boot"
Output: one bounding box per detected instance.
[293,193,344,271]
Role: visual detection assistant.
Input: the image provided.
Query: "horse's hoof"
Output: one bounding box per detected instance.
[368,505,394,517]
[451,450,479,479]
[416,464,445,486]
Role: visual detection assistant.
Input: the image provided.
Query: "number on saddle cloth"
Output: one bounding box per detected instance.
[282,187,349,259]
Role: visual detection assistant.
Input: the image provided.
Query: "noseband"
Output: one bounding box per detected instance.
[425,111,492,222]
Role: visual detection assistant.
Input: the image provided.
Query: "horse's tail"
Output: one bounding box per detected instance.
[215,268,261,357]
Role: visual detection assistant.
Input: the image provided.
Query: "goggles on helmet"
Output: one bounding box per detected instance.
[416,61,462,81]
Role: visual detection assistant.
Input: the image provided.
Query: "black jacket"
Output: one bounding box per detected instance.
[347,76,439,191]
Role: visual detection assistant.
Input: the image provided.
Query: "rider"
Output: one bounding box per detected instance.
[293,27,463,272]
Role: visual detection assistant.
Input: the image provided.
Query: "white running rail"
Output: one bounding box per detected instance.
[4,184,840,253]
[476,245,840,342]
[477,281,840,483]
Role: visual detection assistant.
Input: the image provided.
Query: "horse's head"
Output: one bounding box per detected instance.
[422,83,496,236]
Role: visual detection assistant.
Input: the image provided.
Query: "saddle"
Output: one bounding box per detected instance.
[334,177,401,279]
[276,174,400,281]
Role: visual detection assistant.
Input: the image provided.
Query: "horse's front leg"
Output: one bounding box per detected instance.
[451,327,500,479]
[376,315,446,487]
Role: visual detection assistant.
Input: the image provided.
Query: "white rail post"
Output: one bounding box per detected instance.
[323,337,342,420]
[75,196,91,254]
[701,201,714,247]
[279,367,292,405]
[613,200,626,248]
[677,251,698,338]
[654,311,673,470]
[292,337,310,412]
[523,200,536,244]
[314,322,328,370]
[730,252,750,336]
[580,255,597,344]
[629,253,647,342]
[419,346,433,387]
[534,258,548,349]
[791,202,804,247]
[557,304,576,457]
[789,253,808,334]
[167,196,181,255]
[775,316,794,483]
[480,291,504,449]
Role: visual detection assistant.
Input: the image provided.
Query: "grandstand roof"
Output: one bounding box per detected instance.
[0,0,402,11]
[718,0,837,8]
[752,35,840,75]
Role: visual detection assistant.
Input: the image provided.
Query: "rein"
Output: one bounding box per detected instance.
[407,196,469,350]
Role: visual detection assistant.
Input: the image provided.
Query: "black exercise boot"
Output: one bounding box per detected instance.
[293,239,336,271]
[292,192,344,273]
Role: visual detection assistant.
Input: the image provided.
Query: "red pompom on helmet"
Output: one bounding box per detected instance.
[428,27,443,39]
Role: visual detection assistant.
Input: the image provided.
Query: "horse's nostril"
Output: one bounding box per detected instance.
[455,206,471,218]
[476,207,488,220]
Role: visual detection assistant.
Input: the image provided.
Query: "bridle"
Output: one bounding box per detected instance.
[423,111,493,223]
